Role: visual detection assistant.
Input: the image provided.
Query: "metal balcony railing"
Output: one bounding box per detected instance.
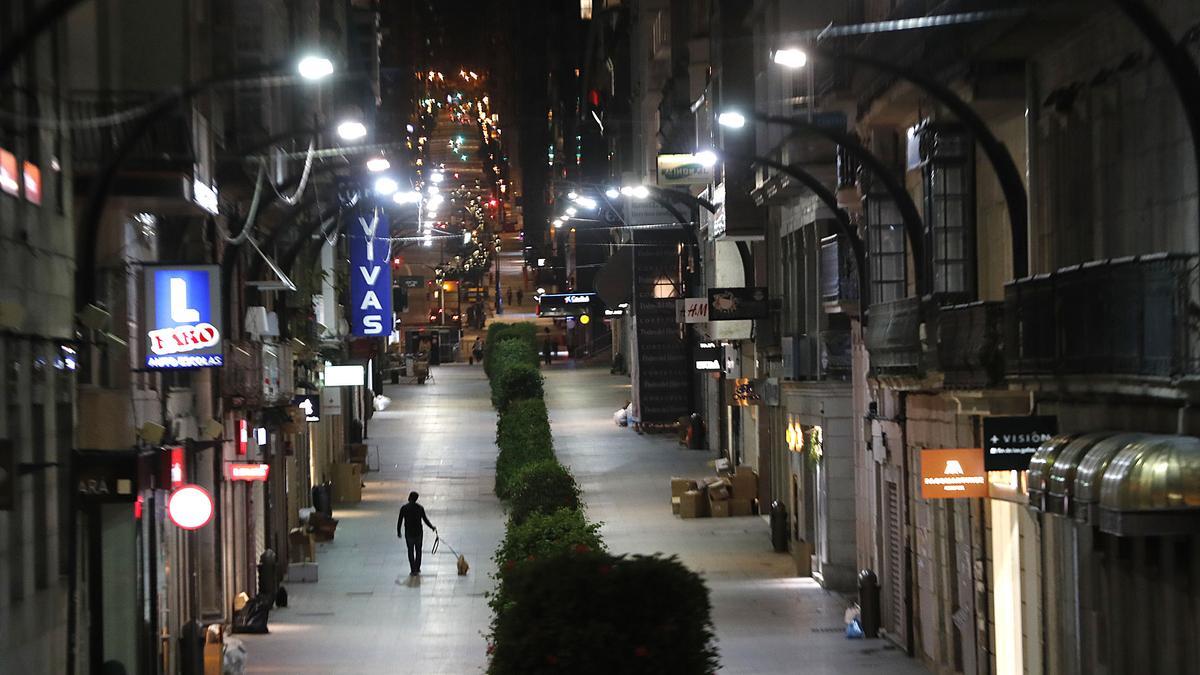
[864,296,923,374]
[936,300,1004,388]
[1004,253,1200,379]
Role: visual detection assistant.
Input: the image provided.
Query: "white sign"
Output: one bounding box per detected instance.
[676,297,708,324]
[192,178,219,215]
[657,153,716,187]
[324,365,365,387]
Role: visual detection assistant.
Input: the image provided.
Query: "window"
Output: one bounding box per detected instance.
[920,125,974,299]
[580,0,592,20]
[866,194,907,303]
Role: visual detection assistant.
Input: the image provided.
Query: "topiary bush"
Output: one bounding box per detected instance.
[494,399,555,499]
[487,552,720,675]
[507,459,581,525]
[491,362,544,412]
[485,322,538,378]
[494,507,605,568]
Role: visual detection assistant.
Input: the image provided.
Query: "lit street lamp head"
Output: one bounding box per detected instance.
[337,120,368,140]
[772,48,808,69]
[297,55,335,81]
[366,157,390,172]
[393,191,422,205]
[717,111,747,129]
[631,185,650,199]
[605,187,620,199]
[695,150,718,167]
[374,176,399,195]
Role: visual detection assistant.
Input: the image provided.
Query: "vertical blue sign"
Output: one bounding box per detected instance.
[349,209,393,336]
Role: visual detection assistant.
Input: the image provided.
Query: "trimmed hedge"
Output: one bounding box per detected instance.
[488,552,719,675]
[491,361,544,412]
[494,399,555,500]
[494,508,605,567]
[506,460,581,525]
[485,322,538,379]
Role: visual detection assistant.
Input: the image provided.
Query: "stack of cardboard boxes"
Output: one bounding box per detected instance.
[672,469,759,519]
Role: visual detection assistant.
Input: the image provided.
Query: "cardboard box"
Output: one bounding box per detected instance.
[332,462,363,504]
[705,477,731,501]
[288,527,315,562]
[728,498,754,517]
[709,500,731,517]
[680,490,707,518]
[287,562,319,583]
[731,469,758,500]
[672,496,681,514]
[671,477,697,498]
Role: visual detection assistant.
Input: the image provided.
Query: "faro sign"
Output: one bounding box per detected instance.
[349,210,393,336]
[143,265,223,369]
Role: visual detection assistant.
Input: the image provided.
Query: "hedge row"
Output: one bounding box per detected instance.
[483,323,719,673]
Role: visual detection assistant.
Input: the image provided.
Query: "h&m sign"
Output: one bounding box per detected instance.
[349,210,393,336]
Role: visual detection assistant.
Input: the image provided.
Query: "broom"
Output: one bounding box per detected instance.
[431,534,469,575]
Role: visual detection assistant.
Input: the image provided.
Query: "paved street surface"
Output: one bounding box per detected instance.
[245,362,927,674]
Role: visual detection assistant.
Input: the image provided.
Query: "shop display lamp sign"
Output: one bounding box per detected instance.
[349,210,393,336]
[982,415,1058,471]
[293,394,320,422]
[227,463,270,482]
[167,484,214,530]
[920,448,988,499]
[708,287,769,321]
[143,265,224,369]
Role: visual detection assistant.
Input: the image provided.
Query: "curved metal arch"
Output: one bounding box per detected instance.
[750,111,928,295]
[807,44,1029,278]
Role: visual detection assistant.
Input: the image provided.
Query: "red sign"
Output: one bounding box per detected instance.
[0,149,17,196]
[238,419,248,455]
[167,485,214,530]
[22,162,40,205]
[227,463,270,482]
[168,446,185,488]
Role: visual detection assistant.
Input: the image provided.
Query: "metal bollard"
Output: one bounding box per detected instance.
[857,569,881,638]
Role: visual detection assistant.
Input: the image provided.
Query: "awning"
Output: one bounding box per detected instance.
[1026,434,1076,512]
[1073,433,1153,526]
[1099,436,1200,536]
[1047,432,1147,518]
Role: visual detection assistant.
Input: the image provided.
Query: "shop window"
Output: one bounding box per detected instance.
[919,124,975,301]
[865,193,907,304]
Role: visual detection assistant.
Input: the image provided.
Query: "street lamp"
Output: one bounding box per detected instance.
[366,157,390,172]
[373,176,399,195]
[605,187,620,199]
[297,55,335,81]
[695,150,718,168]
[337,119,368,140]
[717,111,746,129]
[394,191,421,204]
[772,48,808,69]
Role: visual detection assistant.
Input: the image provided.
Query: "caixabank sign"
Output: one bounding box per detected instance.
[143,265,223,369]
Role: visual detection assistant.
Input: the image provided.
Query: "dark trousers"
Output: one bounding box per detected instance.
[406,535,423,574]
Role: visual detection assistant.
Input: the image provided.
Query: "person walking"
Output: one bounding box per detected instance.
[542,327,554,365]
[471,337,484,365]
[506,288,513,307]
[516,289,524,306]
[396,491,436,576]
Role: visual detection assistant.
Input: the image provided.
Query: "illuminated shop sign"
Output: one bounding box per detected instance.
[349,210,393,336]
[168,484,214,530]
[227,463,270,482]
[143,265,224,369]
[920,448,988,499]
[538,292,601,318]
[694,341,722,371]
[982,415,1058,472]
[293,394,320,422]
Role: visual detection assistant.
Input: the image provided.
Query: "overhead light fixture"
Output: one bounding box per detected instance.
[619,185,635,196]
[431,172,444,183]
[297,55,335,81]
[631,185,650,199]
[552,219,563,228]
[374,176,399,195]
[717,111,747,129]
[575,196,598,210]
[605,187,620,199]
[337,120,368,140]
[565,207,577,216]
[567,191,578,200]
[695,150,718,167]
[428,185,440,194]
[772,47,808,69]
[366,157,390,172]
[393,191,421,204]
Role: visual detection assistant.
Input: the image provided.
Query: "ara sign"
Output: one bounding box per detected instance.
[143,265,224,369]
[349,210,393,336]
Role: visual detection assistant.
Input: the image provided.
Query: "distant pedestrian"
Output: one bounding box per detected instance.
[516,289,524,305]
[397,491,436,576]
[543,327,553,365]
[471,337,484,365]
[506,288,513,306]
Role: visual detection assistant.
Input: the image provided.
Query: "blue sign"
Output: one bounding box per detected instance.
[348,209,393,336]
[143,265,224,369]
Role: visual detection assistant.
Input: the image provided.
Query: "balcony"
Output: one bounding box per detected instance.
[936,301,1004,389]
[1005,253,1200,380]
[864,296,923,375]
[820,234,860,315]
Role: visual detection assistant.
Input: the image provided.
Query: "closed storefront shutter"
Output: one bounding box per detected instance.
[883,477,909,650]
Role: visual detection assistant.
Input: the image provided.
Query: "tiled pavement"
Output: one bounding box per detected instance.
[244,362,928,674]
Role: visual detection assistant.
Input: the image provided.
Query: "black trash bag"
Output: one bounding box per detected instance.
[231,593,272,634]
[275,585,288,608]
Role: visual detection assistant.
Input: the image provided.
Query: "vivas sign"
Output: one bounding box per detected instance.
[349,210,393,336]
[144,265,223,369]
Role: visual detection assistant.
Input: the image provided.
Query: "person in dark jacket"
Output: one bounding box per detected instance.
[397,491,436,576]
